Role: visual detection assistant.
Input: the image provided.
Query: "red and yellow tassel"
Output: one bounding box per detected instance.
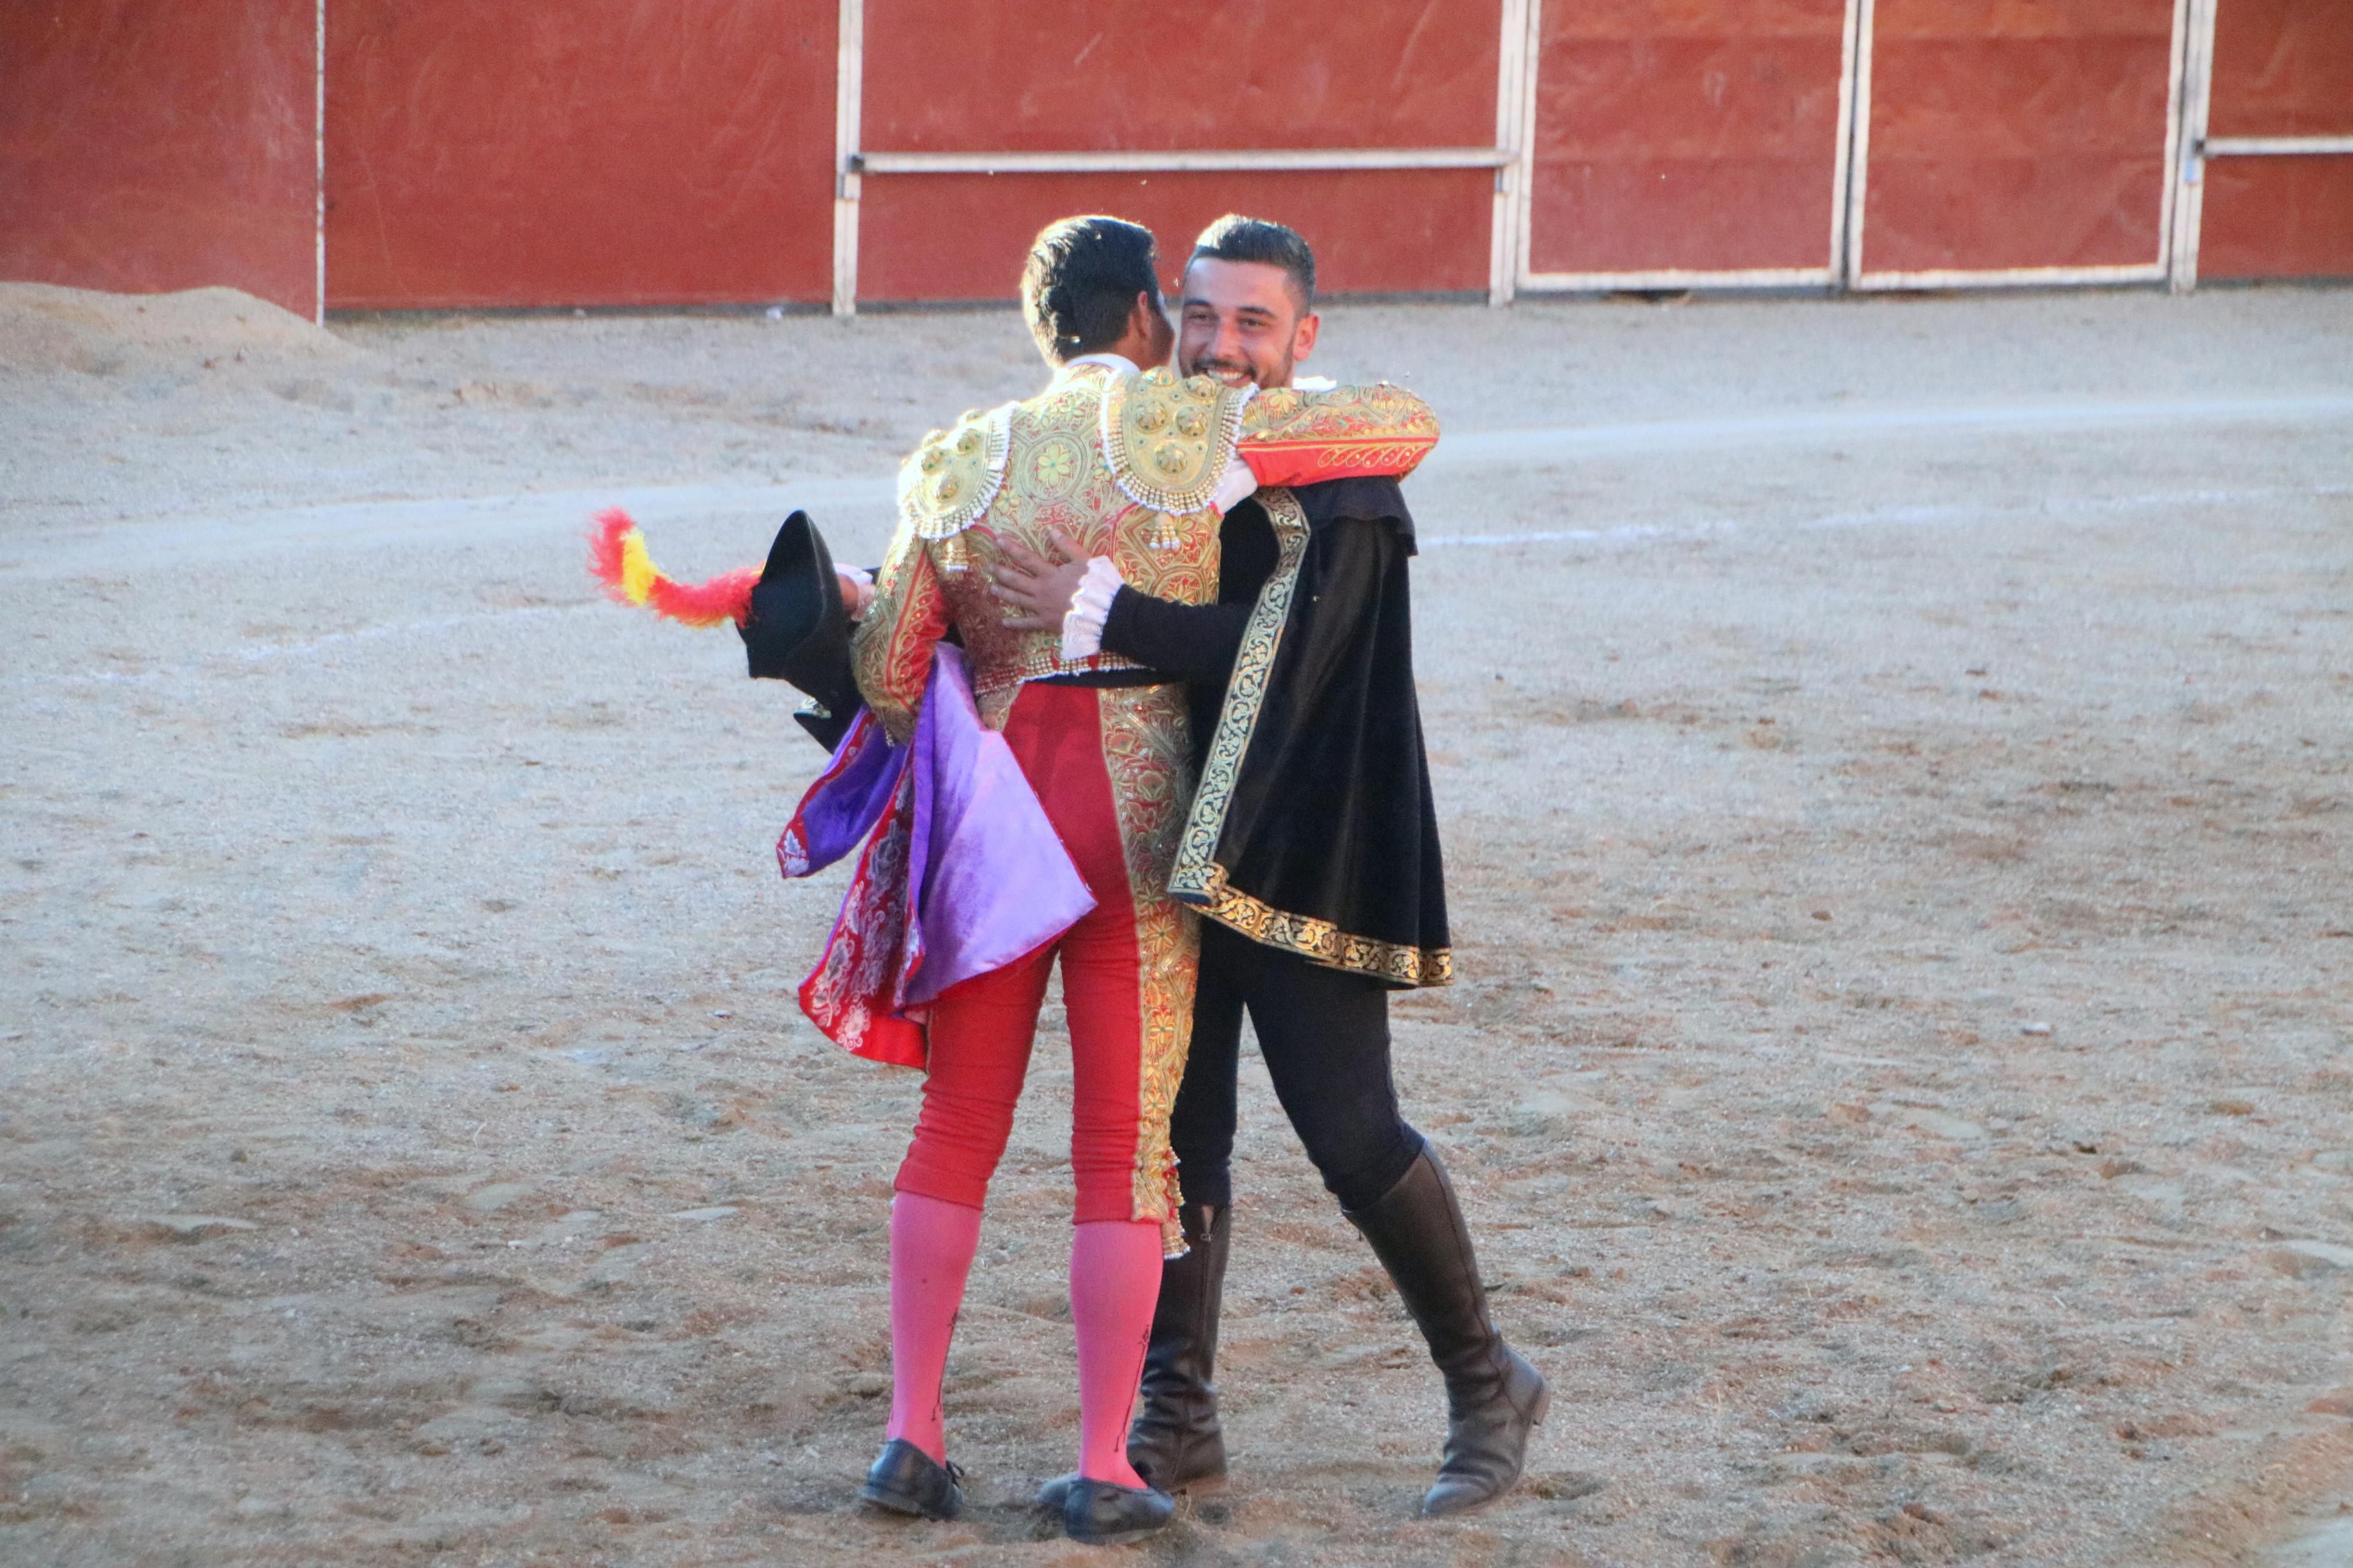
[587,508,760,629]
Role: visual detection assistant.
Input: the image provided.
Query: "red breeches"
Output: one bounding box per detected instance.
[894,682,1154,1225]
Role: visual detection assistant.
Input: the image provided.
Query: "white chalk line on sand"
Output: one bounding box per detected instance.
[12,479,2345,694]
[1425,391,2353,467]
[1419,481,2353,550]
[5,603,593,691]
[6,389,2349,578]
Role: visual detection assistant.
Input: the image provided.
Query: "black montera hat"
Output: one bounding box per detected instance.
[739,511,862,749]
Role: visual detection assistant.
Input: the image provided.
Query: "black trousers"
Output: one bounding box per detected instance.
[1169,919,1425,1214]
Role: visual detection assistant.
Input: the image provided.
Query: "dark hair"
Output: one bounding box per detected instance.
[1020,216,1161,363]
[1190,214,1316,312]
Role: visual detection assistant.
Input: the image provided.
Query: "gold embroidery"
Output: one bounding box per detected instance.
[851,517,949,745]
[1191,863,1453,988]
[1101,367,1253,515]
[1097,685,1199,1254]
[875,364,1251,738]
[1237,382,1440,482]
[1170,488,1454,990]
[924,376,1222,730]
[1170,488,1310,901]
[896,404,1012,540]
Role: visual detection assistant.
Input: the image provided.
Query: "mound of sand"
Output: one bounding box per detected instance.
[0,282,355,375]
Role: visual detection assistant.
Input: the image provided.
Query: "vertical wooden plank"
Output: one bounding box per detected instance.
[1829,0,1865,282]
[2169,0,2217,291]
[314,0,326,321]
[1490,0,1534,304]
[832,0,863,317]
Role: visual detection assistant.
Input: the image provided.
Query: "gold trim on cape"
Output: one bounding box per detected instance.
[1169,488,1455,989]
[1169,488,1310,902]
[1189,864,1453,988]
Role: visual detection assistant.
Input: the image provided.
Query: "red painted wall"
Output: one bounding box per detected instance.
[2200,0,2353,280]
[0,0,315,315]
[13,0,2347,305]
[1859,0,2177,274]
[1527,0,1852,276]
[853,0,1497,300]
[2201,156,2353,278]
[858,170,1492,303]
[325,1,837,309]
[2208,0,2353,138]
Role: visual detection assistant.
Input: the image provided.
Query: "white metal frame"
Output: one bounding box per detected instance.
[831,0,863,315]
[2169,0,2217,291]
[1515,0,1863,294]
[856,147,1513,175]
[1489,0,1540,305]
[314,0,326,322]
[2206,134,2353,156]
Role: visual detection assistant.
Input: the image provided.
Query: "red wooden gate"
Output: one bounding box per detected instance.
[843,0,1507,306]
[1846,0,2185,286]
[1521,0,1857,289]
[8,0,2349,314]
[324,1,839,310]
[2190,0,2353,281]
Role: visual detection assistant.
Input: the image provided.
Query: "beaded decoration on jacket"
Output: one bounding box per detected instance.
[857,363,1441,743]
[863,364,1228,736]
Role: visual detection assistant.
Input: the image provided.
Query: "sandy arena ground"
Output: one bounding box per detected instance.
[2,279,2350,1567]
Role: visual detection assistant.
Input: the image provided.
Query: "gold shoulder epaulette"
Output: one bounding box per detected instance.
[1099,368,1254,514]
[897,403,1013,539]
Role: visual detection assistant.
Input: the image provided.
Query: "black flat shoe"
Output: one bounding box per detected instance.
[860,1438,964,1521]
[1062,1475,1175,1545]
[1034,1471,1078,1512]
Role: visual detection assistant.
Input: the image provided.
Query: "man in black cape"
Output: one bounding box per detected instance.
[992,215,1547,1517]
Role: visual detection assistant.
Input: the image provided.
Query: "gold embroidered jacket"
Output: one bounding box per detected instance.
[850,362,1439,742]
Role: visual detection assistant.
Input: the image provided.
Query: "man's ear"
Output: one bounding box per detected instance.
[1293,311,1321,363]
[1134,291,1174,365]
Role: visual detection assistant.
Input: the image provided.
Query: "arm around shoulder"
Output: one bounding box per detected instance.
[1235,382,1439,489]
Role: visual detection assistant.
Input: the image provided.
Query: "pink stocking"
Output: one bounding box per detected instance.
[886,1192,985,1464]
[1070,1218,1165,1487]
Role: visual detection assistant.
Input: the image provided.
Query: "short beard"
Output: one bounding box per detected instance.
[1192,343,1295,390]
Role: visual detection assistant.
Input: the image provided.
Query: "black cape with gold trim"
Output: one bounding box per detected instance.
[1161,477,1450,987]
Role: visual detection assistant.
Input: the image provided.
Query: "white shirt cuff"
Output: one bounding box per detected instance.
[1211,454,1258,517]
[1059,557,1126,661]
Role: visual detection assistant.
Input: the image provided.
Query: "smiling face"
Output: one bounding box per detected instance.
[1176,256,1319,390]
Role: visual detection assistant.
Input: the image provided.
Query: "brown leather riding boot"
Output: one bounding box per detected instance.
[1126,1201,1231,1495]
[1345,1147,1549,1516]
